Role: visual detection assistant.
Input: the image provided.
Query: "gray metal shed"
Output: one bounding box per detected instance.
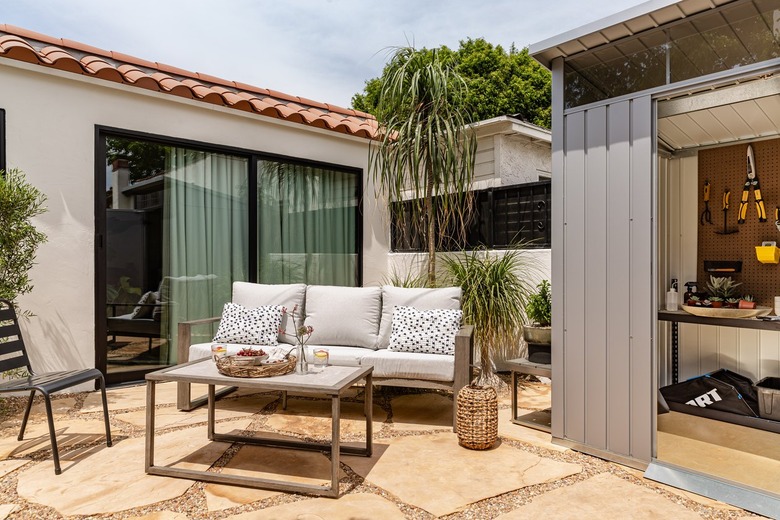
[530,0,780,515]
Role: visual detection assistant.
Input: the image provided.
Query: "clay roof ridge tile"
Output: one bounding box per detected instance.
[2,25,62,47]
[111,51,157,71]
[266,89,301,104]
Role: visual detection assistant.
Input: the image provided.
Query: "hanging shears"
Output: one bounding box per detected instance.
[738,144,767,224]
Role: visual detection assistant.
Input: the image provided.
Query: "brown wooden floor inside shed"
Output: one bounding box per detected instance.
[657,411,780,495]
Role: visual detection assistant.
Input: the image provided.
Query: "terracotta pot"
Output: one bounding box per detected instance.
[738,300,757,309]
[711,301,723,308]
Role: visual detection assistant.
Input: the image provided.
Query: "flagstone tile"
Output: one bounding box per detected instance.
[224,493,405,520]
[495,473,702,519]
[16,420,250,516]
[622,467,740,511]
[344,431,581,517]
[389,393,453,432]
[0,398,77,429]
[0,505,15,520]
[81,382,212,412]
[0,418,109,460]
[497,408,567,452]
[0,460,28,478]
[128,512,190,520]
[264,398,385,439]
[116,394,277,429]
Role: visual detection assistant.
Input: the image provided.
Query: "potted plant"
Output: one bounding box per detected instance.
[739,295,756,309]
[524,280,552,345]
[726,297,739,308]
[705,275,741,305]
[443,248,536,388]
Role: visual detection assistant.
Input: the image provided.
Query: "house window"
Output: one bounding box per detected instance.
[392,180,551,251]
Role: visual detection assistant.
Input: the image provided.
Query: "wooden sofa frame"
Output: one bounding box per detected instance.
[175,317,474,429]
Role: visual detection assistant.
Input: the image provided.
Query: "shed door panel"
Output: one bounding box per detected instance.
[556,95,654,463]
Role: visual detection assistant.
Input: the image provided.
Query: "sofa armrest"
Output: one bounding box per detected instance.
[176,316,221,365]
[453,325,474,395]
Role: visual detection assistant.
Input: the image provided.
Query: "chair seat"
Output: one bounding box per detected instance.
[0,369,104,395]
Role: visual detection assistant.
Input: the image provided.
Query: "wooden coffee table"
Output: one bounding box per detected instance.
[144,358,373,497]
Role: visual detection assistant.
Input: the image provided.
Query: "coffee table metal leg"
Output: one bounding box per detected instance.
[365,373,373,456]
[145,380,156,471]
[330,394,341,497]
[511,370,519,423]
[207,385,216,440]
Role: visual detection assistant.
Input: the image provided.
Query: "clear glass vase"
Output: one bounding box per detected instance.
[295,343,308,374]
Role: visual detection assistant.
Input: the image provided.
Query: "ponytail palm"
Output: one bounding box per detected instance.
[371,46,476,285]
[444,248,537,387]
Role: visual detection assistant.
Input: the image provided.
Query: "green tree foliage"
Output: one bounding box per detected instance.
[352,38,551,128]
[106,137,168,182]
[370,46,476,285]
[0,169,47,307]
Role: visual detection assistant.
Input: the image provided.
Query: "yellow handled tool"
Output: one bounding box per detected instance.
[716,190,738,235]
[700,181,712,225]
[738,144,767,224]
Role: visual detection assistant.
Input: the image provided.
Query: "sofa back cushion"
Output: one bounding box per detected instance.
[377,286,462,349]
[304,285,382,349]
[232,282,306,344]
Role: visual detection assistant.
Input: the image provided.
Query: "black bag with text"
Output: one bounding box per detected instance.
[659,369,759,417]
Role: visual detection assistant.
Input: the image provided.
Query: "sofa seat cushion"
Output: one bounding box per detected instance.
[378,286,461,349]
[303,345,367,367]
[304,285,381,349]
[361,349,454,382]
[231,282,306,344]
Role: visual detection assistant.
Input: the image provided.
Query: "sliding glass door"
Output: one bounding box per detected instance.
[99,135,248,383]
[97,131,361,384]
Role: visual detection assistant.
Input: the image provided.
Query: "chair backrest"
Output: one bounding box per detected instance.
[0,299,33,374]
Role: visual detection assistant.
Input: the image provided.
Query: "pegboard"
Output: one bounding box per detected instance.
[697,139,780,307]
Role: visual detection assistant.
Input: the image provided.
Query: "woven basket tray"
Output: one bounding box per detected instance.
[216,355,296,378]
[456,384,498,450]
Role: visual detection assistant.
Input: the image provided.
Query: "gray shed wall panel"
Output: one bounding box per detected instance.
[629,95,654,463]
[606,101,632,457]
[584,106,608,450]
[556,95,655,464]
[563,110,587,443]
[551,58,565,439]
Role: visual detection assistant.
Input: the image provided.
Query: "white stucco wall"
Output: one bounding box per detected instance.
[0,59,388,377]
[496,134,552,185]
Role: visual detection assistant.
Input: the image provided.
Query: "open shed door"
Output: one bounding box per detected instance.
[552,89,655,466]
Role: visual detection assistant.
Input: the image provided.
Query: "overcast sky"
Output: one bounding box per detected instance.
[4,0,644,108]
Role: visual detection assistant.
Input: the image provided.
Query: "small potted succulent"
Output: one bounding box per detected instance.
[687,295,701,306]
[739,295,756,309]
[709,296,724,308]
[725,297,740,308]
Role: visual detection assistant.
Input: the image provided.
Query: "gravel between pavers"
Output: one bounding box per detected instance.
[0,377,764,520]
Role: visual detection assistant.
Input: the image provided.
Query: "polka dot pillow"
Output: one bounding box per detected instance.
[388,306,463,355]
[212,303,282,346]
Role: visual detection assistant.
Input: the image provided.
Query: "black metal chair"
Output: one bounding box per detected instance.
[0,299,112,474]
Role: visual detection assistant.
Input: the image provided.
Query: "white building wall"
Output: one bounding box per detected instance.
[0,59,387,376]
[497,134,552,185]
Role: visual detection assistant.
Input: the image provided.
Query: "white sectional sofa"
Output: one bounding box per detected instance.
[176,282,474,426]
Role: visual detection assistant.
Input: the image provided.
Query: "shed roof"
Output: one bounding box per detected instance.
[0,25,378,139]
[529,0,737,68]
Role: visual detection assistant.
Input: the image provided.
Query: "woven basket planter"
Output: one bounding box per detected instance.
[456,384,498,450]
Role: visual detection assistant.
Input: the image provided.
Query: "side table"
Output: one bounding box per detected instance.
[506,357,551,433]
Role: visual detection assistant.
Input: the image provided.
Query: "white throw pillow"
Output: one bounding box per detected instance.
[212,302,282,346]
[378,286,462,349]
[304,285,382,349]
[232,282,306,344]
[388,306,463,355]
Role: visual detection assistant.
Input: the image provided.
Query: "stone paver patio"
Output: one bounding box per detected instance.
[0,375,763,519]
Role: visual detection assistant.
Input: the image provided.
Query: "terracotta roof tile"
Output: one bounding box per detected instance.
[0,25,377,139]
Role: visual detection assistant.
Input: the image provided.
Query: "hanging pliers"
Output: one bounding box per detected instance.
[700,180,713,225]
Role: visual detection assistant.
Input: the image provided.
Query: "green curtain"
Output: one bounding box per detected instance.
[257,160,357,286]
[162,149,249,362]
